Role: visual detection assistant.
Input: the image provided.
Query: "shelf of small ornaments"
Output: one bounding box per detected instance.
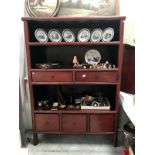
[72,56,116,69]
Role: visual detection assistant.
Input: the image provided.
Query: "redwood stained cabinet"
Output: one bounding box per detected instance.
[22,16,125,146]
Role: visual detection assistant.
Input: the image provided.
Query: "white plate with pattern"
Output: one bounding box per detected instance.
[102,27,114,42]
[34,28,48,42]
[48,29,62,42]
[62,29,75,42]
[77,28,90,42]
[85,49,101,65]
[90,28,102,42]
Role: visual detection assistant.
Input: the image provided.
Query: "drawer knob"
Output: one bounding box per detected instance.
[82,74,87,78]
[32,72,35,75]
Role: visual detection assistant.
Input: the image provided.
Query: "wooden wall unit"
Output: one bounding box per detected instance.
[22,16,125,146]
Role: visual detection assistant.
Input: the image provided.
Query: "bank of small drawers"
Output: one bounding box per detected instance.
[32,71,118,83]
[35,113,115,133]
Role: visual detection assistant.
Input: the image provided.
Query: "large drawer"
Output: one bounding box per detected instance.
[89,114,115,132]
[75,71,118,82]
[62,114,87,133]
[32,71,73,82]
[35,114,59,132]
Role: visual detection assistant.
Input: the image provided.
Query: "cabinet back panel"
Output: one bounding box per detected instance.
[30,46,118,68]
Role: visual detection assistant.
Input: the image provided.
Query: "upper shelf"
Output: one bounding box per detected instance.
[29,41,120,46]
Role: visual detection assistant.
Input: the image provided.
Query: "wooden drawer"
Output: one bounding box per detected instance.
[89,114,115,132]
[62,114,87,133]
[75,71,118,82]
[32,71,73,82]
[35,114,59,132]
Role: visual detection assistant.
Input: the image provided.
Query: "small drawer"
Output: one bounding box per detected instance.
[89,114,115,132]
[32,71,73,82]
[35,114,59,132]
[62,114,87,133]
[75,71,118,82]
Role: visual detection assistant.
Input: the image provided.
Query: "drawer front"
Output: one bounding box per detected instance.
[89,114,115,132]
[35,114,59,132]
[62,114,87,132]
[32,72,73,82]
[75,71,117,82]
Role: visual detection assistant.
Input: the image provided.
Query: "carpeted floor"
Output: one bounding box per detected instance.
[28,134,123,155]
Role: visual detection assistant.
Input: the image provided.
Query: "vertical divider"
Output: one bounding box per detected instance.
[87,113,90,132]
[59,112,62,132]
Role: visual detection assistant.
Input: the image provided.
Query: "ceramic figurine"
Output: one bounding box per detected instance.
[109,64,112,68]
[92,64,97,69]
[113,64,116,68]
[72,56,79,67]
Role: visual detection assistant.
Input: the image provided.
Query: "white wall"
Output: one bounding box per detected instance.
[120,0,135,46]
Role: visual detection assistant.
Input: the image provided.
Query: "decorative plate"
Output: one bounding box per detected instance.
[62,29,75,42]
[77,28,90,42]
[34,28,48,42]
[90,28,102,42]
[25,0,60,17]
[102,27,114,42]
[35,63,62,69]
[85,49,101,65]
[48,29,62,42]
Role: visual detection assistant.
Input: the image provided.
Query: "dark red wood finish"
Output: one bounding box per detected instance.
[29,41,120,46]
[22,16,126,22]
[35,114,59,131]
[121,44,135,94]
[22,16,126,146]
[75,71,118,82]
[89,114,115,132]
[32,71,73,82]
[62,114,87,133]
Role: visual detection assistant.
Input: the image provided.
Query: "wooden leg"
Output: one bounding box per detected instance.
[113,133,117,147]
[33,133,38,145]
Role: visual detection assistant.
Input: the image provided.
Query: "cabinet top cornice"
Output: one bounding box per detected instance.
[21,16,126,21]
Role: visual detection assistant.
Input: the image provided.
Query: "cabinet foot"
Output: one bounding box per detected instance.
[33,133,38,145]
[113,134,117,147]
